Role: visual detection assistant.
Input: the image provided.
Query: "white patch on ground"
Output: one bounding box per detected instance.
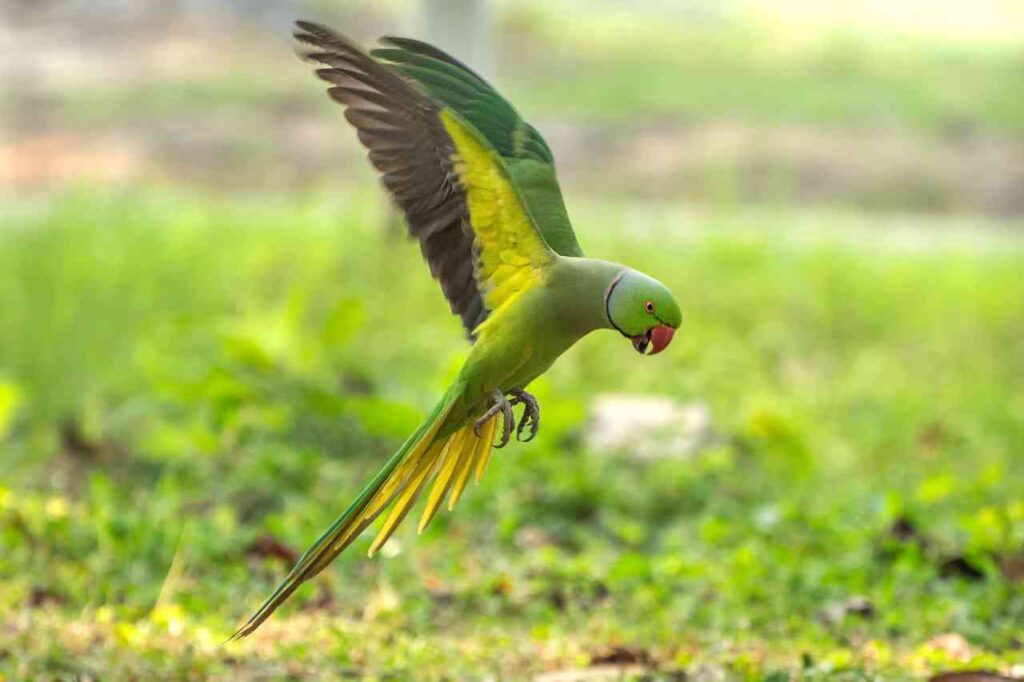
[585,394,715,460]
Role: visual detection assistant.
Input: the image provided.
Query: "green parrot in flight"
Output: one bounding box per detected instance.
[231,21,681,638]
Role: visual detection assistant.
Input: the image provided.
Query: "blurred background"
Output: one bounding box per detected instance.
[2,0,1023,678]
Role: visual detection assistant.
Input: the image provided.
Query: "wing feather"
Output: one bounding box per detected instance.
[372,36,585,258]
[298,21,559,340]
[439,109,555,319]
[295,21,488,337]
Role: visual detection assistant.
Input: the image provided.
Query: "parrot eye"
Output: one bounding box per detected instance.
[644,300,655,314]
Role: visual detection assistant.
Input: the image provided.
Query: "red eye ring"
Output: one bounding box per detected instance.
[644,300,655,313]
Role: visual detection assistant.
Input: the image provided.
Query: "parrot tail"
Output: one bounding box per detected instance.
[229,383,499,639]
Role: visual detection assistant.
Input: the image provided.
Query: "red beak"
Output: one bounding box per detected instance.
[648,325,675,355]
[630,324,676,355]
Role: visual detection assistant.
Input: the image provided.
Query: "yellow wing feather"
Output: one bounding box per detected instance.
[440,109,555,324]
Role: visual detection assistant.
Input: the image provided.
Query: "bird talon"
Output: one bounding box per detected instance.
[510,388,541,443]
[495,399,514,448]
[475,389,540,448]
[476,390,514,448]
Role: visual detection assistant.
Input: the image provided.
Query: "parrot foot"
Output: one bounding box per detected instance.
[475,390,514,448]
[509,388,540,442]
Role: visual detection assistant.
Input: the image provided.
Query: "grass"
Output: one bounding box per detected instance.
[1,187,1023,678]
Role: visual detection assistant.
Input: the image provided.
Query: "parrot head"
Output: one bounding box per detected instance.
[604,269,681,355]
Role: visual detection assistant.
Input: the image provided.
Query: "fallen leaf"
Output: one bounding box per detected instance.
[998,553,1024,582]
[27,587,67,608]
[939,556,986,582]
[589,645,655,666]
[929,671,1019,682]
[246,534,299,565]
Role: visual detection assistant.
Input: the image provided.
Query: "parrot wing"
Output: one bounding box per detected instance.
[371,36,585,259]
[295,22,562,341]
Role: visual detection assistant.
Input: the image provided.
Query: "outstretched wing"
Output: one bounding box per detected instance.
[371,38,555,165]
[372,37,585,258]
[296,22,485,336]
[295,21,556,339]
[438,109,554,320]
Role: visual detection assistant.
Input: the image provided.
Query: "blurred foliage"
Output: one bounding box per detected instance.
[42,13,1024,134]
[1,189,1022,678]
[507,21,1024,132]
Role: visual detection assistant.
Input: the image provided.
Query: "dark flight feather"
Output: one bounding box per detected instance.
[371,34,584,258]
[372,38,555,165]
[295,21,488,337]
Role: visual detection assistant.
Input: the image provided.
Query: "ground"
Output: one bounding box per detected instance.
[1,190,1022,679]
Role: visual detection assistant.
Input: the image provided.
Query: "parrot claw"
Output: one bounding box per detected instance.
[475,390,514,448]
[509,388,540,442]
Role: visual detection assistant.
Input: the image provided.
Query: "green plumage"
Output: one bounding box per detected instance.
[231,21,681,639]
[372,40,554,164]
[372,38,585,258]
[231,384,464,638]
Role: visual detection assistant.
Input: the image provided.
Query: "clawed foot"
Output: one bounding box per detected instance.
[509,388,540,442]
[473,388,542,448]
[474,389,514,448]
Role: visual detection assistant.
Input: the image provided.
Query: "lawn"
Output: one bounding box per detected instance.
[1,188,1022,679]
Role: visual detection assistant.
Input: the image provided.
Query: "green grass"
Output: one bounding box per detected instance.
[1,188,1023,679]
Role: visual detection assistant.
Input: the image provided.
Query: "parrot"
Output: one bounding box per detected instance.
[230,20,682,639]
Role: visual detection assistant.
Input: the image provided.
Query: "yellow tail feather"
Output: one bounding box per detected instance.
[302,411,449,576]
[229,387,462,639]
[368,440,445,556]
[391,416,500,540]
[447,425,486,511]
[338,415,500,558]
[418,430,468,533]
[472,418,498,483]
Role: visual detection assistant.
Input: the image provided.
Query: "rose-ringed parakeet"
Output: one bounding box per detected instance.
[230,21,681,638]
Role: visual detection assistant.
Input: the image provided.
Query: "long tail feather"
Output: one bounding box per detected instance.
[377,415,500,546]
[367,440,444,556]
[447,428,481,511]
[472,418,498,483]
[229,387,460,639]
[230,390,503,640]
[416,432,464,533]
